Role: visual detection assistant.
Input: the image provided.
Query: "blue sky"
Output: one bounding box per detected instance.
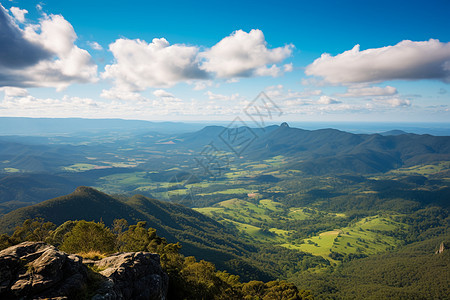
[0,0,449,123]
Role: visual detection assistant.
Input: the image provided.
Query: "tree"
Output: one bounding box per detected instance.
[49,220,78,247]
[11,218,56,243]
[117,221,151,252]
[0,234,14,251]
[60,220,115,254]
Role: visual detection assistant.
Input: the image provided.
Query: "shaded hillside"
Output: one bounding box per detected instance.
[0,173,80,215]
[165,125,279,151]
[125,195,254,265]
[0,139,87,173]
[0,187,267,279]
[0,187,147,234]
[246,125,450,175]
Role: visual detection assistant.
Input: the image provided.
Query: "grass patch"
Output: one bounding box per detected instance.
[389,162,450,176]
[77,251,107,261]
[288,215,406,261]
[64,163,98,172]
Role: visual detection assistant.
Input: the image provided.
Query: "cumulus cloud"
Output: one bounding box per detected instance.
[153,89,175,98]
[337,85,397,97]
[205,91,241,101]
[0,87,29,97]
[0,90,98,115]
[305,39,450,84]
[265,85,322,101]
[100,88,145,101]
[200,29,293,78]
[374,98,411,108]
[88,41,103,50]
[283,63,293,72]
[0,5,97,90]
[102,38,207,92]
[10,6,27,22]
[102,29,293,95]
[191,80,214,91]
[317,95,341,105]
[0,5,52,69]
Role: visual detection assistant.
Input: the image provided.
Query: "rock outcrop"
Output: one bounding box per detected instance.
[92,252,168,300]
[435,242,445,254]
[0,242,168,300]
[0,241,87,299]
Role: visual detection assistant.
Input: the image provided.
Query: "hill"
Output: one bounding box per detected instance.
[0,173,80,214]
[245,125,450,175]
[0,186,268,280]
[380,129,409,136]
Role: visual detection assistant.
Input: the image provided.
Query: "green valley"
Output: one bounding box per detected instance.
[1,121,449,299]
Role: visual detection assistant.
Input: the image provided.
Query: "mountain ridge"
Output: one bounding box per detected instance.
[0,186,267,279]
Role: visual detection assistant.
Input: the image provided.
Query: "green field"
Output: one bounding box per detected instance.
[198,188,257,196]
[283,215,405,261]
[63,163,99,172]
[389,161,450,175]
[196,196,408,263]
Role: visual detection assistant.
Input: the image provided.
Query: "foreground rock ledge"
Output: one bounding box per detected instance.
[0,242,168,300]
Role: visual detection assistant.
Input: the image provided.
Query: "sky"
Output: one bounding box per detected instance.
[0,0,450,124]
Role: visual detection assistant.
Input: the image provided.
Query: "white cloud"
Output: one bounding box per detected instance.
[200,29,293,78]
[265,85,322,100]
[88,41,103,51]
[100,88,145,101]
[102,38,207,92]
[10,7,27,23]
[102,29,293,95]
[0,5,97,90]
[191,80,214,91]
[283,63,293,72]
[317,95,341,105]
[337,85,397,97]
[305,39,450,84]
[205,91,241,101]
[0,87,29,97]
[153,89,175,98]
[254,64,282,77]
[1,91,98,115]
[374,98,411,108]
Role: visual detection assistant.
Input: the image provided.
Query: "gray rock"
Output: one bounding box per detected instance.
[0,241,87,299]
[92,252,168,300]
[0,243,168,300]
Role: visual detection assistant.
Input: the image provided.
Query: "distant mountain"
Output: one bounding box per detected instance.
[379,129,408,136]
[0,174,80,214]
[0,186,267,279]
[167,124,279,151]
[244,124,450,175]
[0,139,87,173]
[0,117,206,135]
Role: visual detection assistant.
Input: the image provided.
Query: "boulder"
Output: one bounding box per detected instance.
[0,241,87,299]
[92,252,168,300]
[0,242,169,300]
